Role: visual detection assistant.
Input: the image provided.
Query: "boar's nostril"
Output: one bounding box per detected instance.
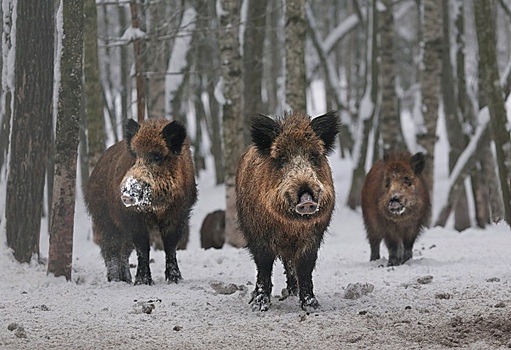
[295,192,319,215]
[121,194,137,207]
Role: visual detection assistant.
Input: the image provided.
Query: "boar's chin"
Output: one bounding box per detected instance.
[120,176,153,210]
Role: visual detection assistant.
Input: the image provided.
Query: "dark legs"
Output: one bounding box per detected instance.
[162,225,185,284]
[132,230,153,285]
[385,236,415,267]
[369,236,382,261]
[296,250,320,311]
[95,222,132,283]
[283,260,298,297]
[250,251,276,311]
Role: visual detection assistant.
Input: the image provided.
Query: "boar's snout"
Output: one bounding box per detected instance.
[120,176,152,209]
[295,192,319,215]
[388,194,405,215]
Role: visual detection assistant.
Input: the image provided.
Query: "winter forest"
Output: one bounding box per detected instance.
[0,0,510,282]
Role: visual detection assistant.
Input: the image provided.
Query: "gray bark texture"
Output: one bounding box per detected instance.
[219,0,245,247]
[473,0,511,225]
[5,0,54,263]
[285,0,307,112]
[47,0,84,280]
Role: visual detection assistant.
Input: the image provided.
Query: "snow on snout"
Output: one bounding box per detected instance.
[120,176,152,208]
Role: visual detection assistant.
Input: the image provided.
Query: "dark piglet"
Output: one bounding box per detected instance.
[361,152,431,266]
[236,111,340,311]
[84,118,197,285]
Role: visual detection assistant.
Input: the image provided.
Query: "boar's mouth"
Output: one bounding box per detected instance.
[120,177,153,209]
[388,196,405,215]
[295,191,319,216]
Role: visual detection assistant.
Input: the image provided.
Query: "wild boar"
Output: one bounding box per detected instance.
[200,210,225,250]
[236,111,340,311]
[84,118,197,285]
[361,152,431,267]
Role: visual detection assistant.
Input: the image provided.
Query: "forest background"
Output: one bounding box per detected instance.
[0,0,510,280]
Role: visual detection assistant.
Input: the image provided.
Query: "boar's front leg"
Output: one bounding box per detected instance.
[282,260,298,299]
[249,250,276,311]
[162,225,186,283]
[297,250,320,311]
[132,231,154,285]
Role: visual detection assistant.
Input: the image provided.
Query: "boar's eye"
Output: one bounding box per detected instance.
[148,152,164,165]
[274,154,288,169]
[385,177,391,188]
[309,152,321,167]
[404,176,412,186]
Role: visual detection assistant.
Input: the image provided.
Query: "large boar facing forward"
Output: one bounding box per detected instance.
[236,111,340,311]
[361,152,431,267]
[84,118,197,285]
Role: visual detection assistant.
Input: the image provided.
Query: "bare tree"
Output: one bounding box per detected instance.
[418,0,442,201]
[285,0,307,112]
[218,0,245,247]
[473,0,511,225]
[48,0,84,280]
[5,1,54,263]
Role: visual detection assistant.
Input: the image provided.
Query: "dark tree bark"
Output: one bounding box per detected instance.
[285,0,307,112]
[473,0,511,225]
[379,0,406,155]
[6,1,54,263]
[47,0,84,280]
[219,0,245,247]
[130,1,145,123]
[84,0,105,175]
[243,0,268,145]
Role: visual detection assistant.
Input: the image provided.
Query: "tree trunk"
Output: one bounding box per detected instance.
[379,0,406,155]
[285,0,307,112]
[418,0,442,205]
[6,0,54,263]
[219,0,245,248]
[243,0,267,145]
[473,0,511,225]
[84,0,105,175]
[130,1,145,123]
[441,0,470,231]
[47,0,84,280]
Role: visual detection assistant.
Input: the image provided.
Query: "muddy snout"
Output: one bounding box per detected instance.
[120,176,152,208]
[295,192,319,215]
[388,195,405,215]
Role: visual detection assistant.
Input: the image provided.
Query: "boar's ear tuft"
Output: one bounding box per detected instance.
[310,111,340,155]
[250,114,281,156]
[125,119,140,146]
[410,152,425,175]
[163,120,187,154]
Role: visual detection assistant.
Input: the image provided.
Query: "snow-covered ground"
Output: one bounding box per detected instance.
[1,148,510,349]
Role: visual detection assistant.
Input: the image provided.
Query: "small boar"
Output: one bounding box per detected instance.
[236,111,340,311]
[84,118,197,285]
[361,152,431,266]
[200,210,225,250]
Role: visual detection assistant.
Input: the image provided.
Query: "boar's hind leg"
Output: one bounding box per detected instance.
[132,231,154,285]
[297,250,320,311]
[249,251,276,311]
[162,224,188,283]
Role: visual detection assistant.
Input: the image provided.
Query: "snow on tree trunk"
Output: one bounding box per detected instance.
[47,0,84,280]
[473,0,511,225]
[218,0,245,248]
[5,0,54,263]
[285,0,307,112]
[379,0,406,155]
[418,0,442,212]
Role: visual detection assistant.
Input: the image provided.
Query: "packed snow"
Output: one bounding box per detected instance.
[1,144,510,349]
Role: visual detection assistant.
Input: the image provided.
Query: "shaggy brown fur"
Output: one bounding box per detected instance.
[236,111,340,311]
[200,210,225,250]
[361,152,431,267]
[84,118,197,285]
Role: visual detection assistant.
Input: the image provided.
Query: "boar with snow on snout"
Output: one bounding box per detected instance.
[361,152,431,267]
[84,118,197,285]
[236,111,340,311]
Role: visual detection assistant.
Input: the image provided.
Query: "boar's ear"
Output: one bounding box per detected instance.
[250,114,281,156]
[310,111,340,155]
[410,152,425,175]
[125,119,140,145]
[163,120,187,154]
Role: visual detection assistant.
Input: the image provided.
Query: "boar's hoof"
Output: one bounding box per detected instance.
[134,274,154,286]
[300,295,320,312]
[165,268,183,284]
[295,193,319,215]
[249,291,271,312]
